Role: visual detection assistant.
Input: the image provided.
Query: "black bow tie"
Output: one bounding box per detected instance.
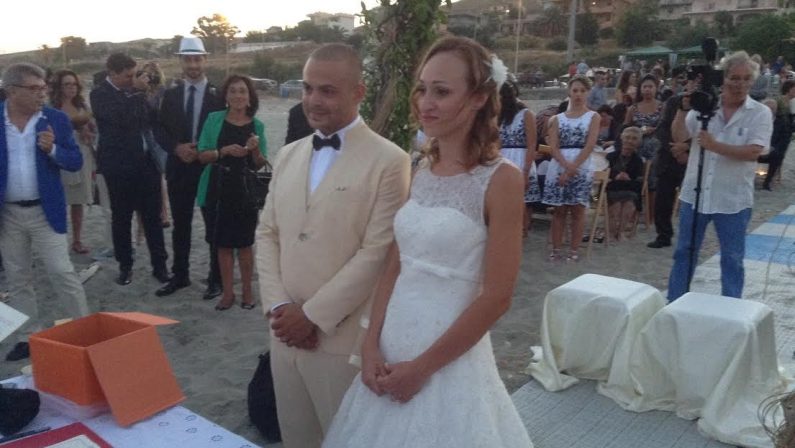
[313,134,341,151]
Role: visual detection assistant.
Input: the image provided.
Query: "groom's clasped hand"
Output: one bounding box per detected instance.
[269,303,319,350]
[361,340,430,404]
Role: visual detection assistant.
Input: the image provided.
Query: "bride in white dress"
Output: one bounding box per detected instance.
[323,36,533,448]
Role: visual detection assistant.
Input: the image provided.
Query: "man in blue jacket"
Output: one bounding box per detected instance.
[0,63,89,361]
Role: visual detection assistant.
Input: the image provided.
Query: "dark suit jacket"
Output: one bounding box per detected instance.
[0,104,83,233]
[154,80,225,189]
[285,102,313,145]
[90,79,152,177]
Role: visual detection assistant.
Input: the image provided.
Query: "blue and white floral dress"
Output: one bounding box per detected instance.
[499,109,542,203]
[542,110,596,207]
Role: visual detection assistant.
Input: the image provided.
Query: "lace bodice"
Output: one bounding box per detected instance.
[393,159,507,282]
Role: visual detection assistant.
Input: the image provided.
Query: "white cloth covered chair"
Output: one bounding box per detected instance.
[623,292,786,448]
[527,273,666,402]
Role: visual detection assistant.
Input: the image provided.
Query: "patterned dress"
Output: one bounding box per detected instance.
[499,109,541,203]
[631,105,662,161]
[542,111,596,207]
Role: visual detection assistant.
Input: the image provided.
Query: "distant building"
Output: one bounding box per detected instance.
[541,0,638,29]
[266,26,283,34]
[229,42,299,54]
[682,0,779,25]
[307,12,356,35]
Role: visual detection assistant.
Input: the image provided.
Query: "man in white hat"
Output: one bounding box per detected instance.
[154,36,226,299]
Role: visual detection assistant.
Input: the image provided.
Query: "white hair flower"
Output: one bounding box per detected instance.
[488,55,508,90]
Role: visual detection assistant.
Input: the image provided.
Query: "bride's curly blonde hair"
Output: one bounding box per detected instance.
[410,36,501,169]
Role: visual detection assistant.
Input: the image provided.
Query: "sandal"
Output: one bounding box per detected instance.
[548,249,561,261]
[241,301,257,310]
[215,296,235,311]
[72,242,90,254]
[567,250,580,262]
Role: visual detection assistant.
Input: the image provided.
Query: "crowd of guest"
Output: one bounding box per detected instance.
[0,37,274,362]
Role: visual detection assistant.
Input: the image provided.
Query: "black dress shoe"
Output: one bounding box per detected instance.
[6,342,30,361]
[116,268,133,285]
[647,239,672,249]
[155,278,191,297]
[202,283,223,301]
[152,269,173,284]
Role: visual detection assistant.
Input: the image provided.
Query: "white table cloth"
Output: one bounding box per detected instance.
[527,273,666,404]
[1,375,260,448]
[624,292,786,448]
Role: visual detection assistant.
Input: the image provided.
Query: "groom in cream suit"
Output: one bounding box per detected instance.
[256,44,411,447]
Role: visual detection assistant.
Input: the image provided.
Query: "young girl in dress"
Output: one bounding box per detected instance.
[323,36,533,448]
[542,75,601,261]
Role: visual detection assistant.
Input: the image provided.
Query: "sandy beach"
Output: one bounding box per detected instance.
[2,94,794,447]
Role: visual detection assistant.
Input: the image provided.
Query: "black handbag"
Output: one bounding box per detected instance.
[0,386,40,436]
[247,351,282,443]
[242,160,272,210]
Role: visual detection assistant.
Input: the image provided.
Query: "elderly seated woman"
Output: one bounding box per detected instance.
[606,126,644,241]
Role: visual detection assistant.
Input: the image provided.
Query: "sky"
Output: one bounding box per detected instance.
[2,0,381,55]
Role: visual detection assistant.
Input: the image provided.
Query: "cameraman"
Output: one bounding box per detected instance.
[667,51,772,301]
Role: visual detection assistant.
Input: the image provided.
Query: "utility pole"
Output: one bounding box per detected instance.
[514,0,521,74]
[565,0,577,64]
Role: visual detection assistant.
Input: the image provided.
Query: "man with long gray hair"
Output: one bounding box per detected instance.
[0,63,88,361]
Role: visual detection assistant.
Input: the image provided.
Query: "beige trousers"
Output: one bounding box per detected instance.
[270,340,359,448]
[0,204,89,336]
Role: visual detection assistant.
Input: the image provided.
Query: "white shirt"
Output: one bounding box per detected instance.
[308,116,361,193]
[184,77,208,143]
[680,97,772,214]
[4,104,46,202]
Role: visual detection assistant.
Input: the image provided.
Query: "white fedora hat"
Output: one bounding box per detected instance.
[176,37,208,55]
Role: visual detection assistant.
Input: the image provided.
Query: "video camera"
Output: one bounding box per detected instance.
[686,37,723,117]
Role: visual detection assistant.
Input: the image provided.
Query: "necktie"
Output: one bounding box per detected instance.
[312,134,341,151]
[186,85,196,142]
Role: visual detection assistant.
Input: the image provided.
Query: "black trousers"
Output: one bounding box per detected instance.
[105,163,167,272]
[168,179,221,285]
[758,150,785,187]
[653,165,686,242]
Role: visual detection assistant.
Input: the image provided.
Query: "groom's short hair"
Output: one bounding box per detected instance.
[308,44,362,82]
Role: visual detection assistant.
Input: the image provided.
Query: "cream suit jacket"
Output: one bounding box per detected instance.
[256,121,411,355]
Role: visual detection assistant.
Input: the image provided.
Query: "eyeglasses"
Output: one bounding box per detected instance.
[13,84,48,94]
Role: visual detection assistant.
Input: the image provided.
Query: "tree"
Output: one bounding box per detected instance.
[360,0,451,150]
[713,11,735,37]
[615,1,660,47]
[533,6,567,37]
[244,31,266,43]
[575,11,599,46]
[39,44,53,66]
[666,20,710,50]
[59,36,87,63]
[191,14,240,54]
[734,14,794,62]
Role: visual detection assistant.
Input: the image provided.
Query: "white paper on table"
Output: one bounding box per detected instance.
[46,435,100,448]
[0,301,28,343]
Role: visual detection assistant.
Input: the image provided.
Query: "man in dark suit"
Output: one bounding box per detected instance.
[90,53,170,286]
[0,63,88,361]
[285,102,313,145]
[154,37,225,299]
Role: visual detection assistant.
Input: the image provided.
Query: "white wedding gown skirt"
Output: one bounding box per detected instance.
[323,162,533,448]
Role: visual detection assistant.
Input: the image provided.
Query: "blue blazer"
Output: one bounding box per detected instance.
[0,103,83,234]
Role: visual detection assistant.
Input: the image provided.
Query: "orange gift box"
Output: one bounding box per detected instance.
[28,312,185,426]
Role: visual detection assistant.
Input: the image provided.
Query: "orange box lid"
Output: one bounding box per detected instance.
[86,324,185,426]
